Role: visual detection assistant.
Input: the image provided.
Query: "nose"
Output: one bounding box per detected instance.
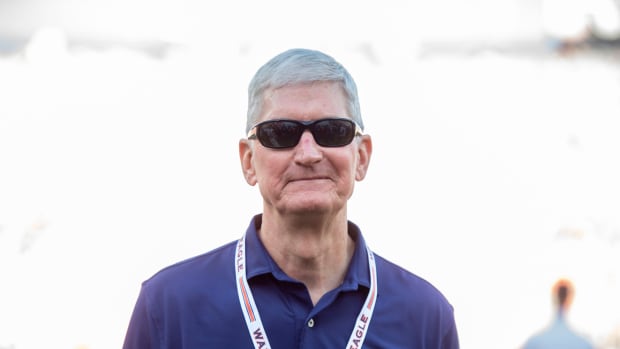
[294,130,323,165]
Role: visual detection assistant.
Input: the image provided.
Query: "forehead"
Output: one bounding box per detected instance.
[261,82,349,121]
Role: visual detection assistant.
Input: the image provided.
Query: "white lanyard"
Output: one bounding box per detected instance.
[235,233,378,349]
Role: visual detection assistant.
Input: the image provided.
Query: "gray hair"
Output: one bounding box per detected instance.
[246,48,363,133]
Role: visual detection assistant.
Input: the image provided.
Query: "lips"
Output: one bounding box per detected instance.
[289,176,330,182]
[286,176,333,188]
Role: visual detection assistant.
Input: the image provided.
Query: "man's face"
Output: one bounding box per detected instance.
[239,81,372,217]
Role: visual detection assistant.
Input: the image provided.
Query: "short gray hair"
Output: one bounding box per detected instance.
[246,48,363,133]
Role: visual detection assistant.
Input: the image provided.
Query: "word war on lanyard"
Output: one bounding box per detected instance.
[235,233,378,349]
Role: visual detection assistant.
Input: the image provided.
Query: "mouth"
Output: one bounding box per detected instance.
[286,176,333,187]
[290,176,330,182]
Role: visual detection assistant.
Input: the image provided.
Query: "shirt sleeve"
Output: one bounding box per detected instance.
[441,309,460,349]
[122,284,160,349]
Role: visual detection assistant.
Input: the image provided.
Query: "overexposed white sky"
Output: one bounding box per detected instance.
[1,1,620,348]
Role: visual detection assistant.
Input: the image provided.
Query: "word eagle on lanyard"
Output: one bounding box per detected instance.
[235,234,378,349]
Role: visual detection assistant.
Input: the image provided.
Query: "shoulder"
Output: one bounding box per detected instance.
[374,253,454,313]
[370,253,459,347]
[141,241,237,295]
[124,240,244,347]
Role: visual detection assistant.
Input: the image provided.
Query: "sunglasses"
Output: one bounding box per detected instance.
[247,118,362,149]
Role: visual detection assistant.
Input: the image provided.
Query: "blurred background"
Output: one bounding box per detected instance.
[1,0,620,348]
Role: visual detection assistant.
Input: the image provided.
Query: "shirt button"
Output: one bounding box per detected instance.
[307,318,315,328]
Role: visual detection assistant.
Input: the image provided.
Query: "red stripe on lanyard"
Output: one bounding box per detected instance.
[239,277,256,322]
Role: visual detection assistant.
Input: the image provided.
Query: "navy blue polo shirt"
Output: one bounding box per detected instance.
[123,215,459,348]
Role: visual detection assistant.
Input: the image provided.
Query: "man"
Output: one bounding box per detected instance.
[523,279,593,349]
[123,48,459,348]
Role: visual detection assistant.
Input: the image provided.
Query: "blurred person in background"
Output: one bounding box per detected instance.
[522,278,594,349]
[122,48,459,348]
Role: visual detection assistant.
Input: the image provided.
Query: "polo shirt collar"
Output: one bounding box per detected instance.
[243,214,372,291]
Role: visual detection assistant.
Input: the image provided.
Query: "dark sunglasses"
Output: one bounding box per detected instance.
[247,118,362,149]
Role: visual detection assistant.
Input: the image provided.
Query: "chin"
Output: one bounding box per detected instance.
[276,191,346,215]
[283,201,344,218]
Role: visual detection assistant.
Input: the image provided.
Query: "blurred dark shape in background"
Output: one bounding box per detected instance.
[522,279,594,349]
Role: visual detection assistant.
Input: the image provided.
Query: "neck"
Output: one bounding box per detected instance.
[258,212,355,305]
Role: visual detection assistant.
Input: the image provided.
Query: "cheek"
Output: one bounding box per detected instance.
[332,152,358,182]
[254,152,286,185]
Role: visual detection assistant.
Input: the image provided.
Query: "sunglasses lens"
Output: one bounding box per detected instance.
[256,121,303,148]
[253,118,357,149]
[312,119,356,147]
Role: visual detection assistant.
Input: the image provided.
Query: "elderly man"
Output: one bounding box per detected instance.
[123,48,459,348]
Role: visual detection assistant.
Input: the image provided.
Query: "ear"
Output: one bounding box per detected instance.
[239,139,257,186]
[355,135,372,181]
